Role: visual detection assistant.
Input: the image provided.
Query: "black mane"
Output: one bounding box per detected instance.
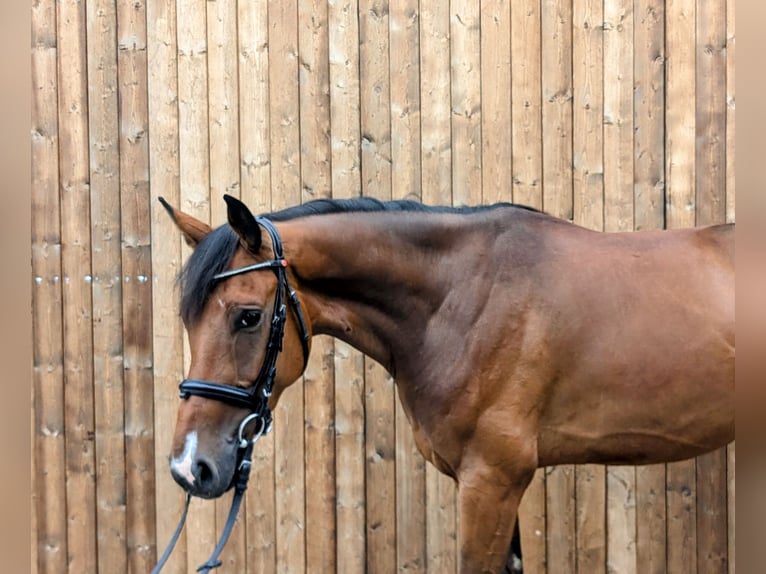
[180,198,539,324]
[265,197,539,222]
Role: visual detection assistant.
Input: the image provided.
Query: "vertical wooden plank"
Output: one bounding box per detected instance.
[575,466,606,573]
[541,2,574,572]
[359,2,396,571]
[603,0,634,234]
[238,0,272,213]
[695,449,728,574]
[420,0,452,209]
[86,0,128,571]
[634,0,665,232]
[333,342,366,574]
[725,6,735,571]
[727,443,735,574]
[541,0,573,220]
[634,3,667,574]
[207,0,245,567]
[328,0,366,570]
[665,0,696,230]
[665,1,697,572]
[389,1,426,571]
[450,0,481,207]
[57,0,97,570]
[666,458,697,574]
[299,0,337,571]
[725,0,735,226]
[237,1,276,570]
[207,0,240,219]
[302,335,337,572]
[572,5,606,571]
[177,0,215,566]
[545,464,575,574]
[635,465,667,574]
[511,0,543,210]
[607,465,636,574]
[481,0,511,205]
[518,470,546,574]
[147,0,187,569]
[572,0,604,230]
[420,1,457,571]
[117,0,157,570]
[695,4,729,573]
[31,380,39,574]
[511,2,546,570]
[269,1,306,572]
[390,0,421,207]
[31,0,67,568]
[695,0,727,228]
[603,4,637,573]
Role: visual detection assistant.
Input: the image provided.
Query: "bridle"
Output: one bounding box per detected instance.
[179,216,310,430]
[152,217,311,573]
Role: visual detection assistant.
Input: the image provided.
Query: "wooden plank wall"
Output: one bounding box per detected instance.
[31,0,735,572]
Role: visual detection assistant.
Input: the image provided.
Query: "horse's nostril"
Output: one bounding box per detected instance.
[196,459,213,485]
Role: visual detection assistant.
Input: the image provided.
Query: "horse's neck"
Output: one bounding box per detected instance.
[283,214,463,374]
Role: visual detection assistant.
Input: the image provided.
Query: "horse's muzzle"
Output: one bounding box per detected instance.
[169,438,237,499]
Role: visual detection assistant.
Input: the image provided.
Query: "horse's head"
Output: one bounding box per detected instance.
[160,195,311,498]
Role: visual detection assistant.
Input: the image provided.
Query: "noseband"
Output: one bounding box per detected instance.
[152,217,311,574]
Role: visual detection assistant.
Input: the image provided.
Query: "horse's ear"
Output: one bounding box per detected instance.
[223,194,262,254]
[158,197,212,247]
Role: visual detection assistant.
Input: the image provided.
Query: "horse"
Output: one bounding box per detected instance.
[159,194,734,573]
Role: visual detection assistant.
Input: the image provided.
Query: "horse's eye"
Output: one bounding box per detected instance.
[234,309,263,331]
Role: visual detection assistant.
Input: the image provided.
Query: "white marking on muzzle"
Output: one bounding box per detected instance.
[170,431,198,486]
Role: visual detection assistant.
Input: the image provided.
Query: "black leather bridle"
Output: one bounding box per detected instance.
[179,216,310,431]
[152,217,311,573]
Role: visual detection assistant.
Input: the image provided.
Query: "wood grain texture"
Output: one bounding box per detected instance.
[450,0,482,207]
[541,0,573,220]
[725,0,735,225]
[177,0,216,566]
[57,0,97,570]
[481,0,511,205]
[269,2,307,572]
[390,1,427,571]
[207,0,246,567]
[665,1,698,570]
[571,6,606,570]
[117,1,157,570]
[511,3,547,569]
[632,6,668,572]
[147,0,186,569]
[572,0,604,230]
[237,2,277,570]
[32,0,67,569]
[328,0,366,571]
[86,1,127,571]
[541,3,575,573]
[511,0,543,210]
[32,0,736,571]
[420,2,457,571]
[299,2,337,571]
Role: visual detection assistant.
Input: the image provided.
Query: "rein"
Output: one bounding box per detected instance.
[152,217,310,573]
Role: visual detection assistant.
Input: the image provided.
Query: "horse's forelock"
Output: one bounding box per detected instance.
[179,225,240,325]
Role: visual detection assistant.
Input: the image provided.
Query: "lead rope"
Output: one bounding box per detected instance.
[150,493,191,574]
[151,416,267,573]
[194,439,255,573]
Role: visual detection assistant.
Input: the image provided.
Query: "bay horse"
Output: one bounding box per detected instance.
[160,194,734,573]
